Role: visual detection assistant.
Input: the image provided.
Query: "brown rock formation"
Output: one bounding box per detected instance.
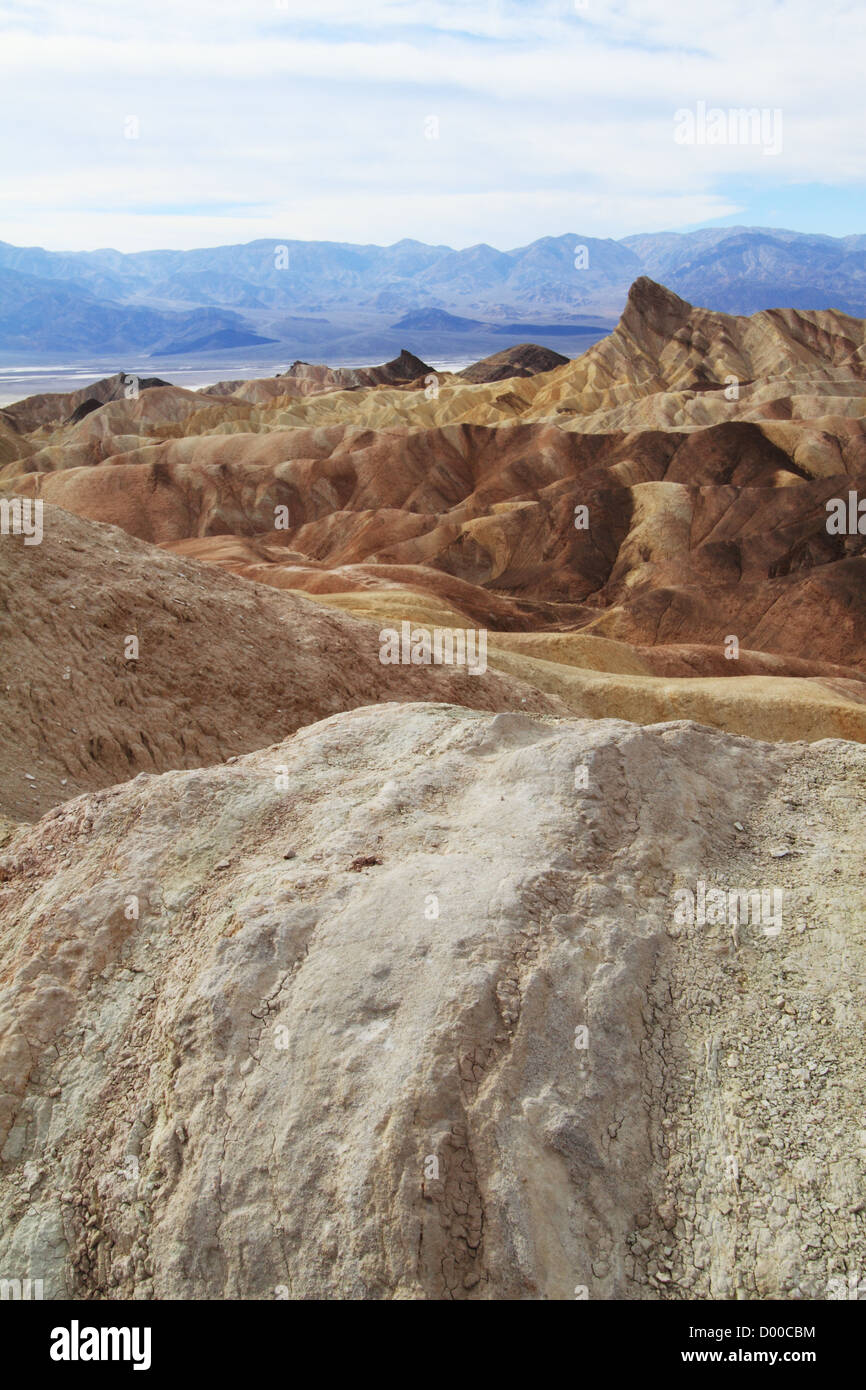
[0,504,565,821]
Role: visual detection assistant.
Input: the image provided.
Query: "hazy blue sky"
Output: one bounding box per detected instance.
[1,0,864,251]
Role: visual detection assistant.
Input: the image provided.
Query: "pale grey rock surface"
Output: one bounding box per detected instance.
[0,702,863,1299]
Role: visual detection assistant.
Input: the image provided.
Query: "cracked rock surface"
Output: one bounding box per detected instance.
[0,702,863,1299]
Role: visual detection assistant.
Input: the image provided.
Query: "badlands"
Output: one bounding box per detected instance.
[0,279,864,1299]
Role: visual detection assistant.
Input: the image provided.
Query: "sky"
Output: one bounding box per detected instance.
[1,0,865,252]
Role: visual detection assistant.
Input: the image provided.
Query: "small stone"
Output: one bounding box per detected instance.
[349,856,382,871]
[657,1199,676,1231]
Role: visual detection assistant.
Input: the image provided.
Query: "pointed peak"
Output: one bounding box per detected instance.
[616,277,695,340]
[386,348,432,378]
[627,276,693,314]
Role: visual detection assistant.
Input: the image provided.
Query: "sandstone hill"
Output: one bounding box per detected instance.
[0,703,862,1298]
[201,348,434,405]
[457,343,568,383]
[0,505,565,822]
[4,372,171,434]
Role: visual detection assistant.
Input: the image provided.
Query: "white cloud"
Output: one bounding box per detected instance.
[0,0,864,250]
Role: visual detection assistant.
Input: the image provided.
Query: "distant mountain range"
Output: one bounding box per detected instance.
[2,226,866,360]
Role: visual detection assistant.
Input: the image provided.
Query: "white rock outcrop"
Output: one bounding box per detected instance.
[0,703,863,1299]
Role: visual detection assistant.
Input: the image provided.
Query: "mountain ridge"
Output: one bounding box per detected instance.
[5,225,866,359]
